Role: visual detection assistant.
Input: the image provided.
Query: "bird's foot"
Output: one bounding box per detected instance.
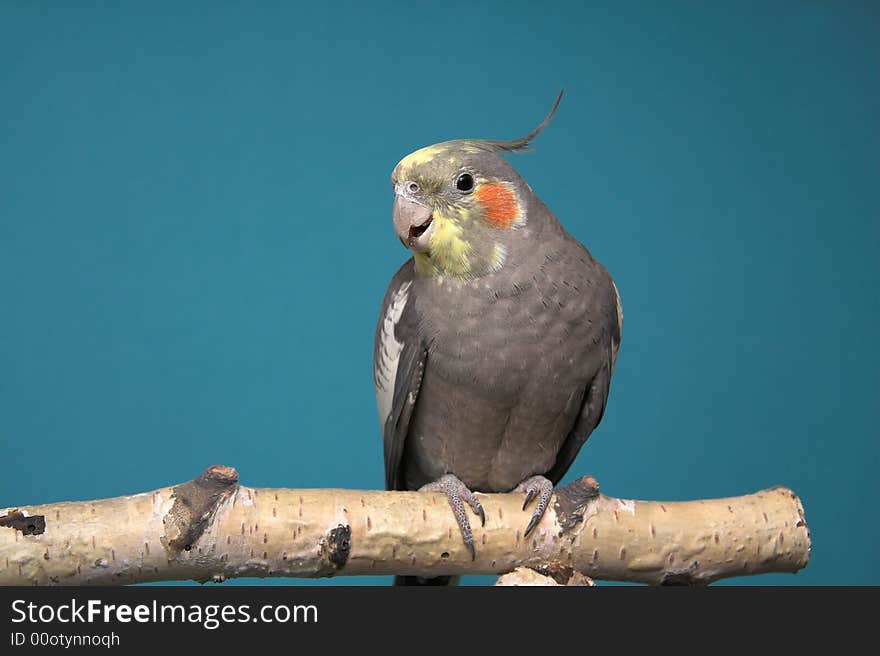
[515,475,553,537]
[419,474,485,561]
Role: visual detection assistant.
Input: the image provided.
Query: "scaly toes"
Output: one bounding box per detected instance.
[460,486,486,527]
[515,475,554,537]
[419,474,483,560]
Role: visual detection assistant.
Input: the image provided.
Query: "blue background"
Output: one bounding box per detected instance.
[1,1,877,586]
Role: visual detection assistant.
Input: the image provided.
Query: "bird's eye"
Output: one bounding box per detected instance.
[455,173,475,193]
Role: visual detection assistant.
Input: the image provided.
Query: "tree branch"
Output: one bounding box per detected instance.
[0,466,810,585]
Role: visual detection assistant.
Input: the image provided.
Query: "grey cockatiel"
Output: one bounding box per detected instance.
[373,93,622,585]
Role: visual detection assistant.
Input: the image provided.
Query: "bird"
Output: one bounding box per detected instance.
[373,91,622,585]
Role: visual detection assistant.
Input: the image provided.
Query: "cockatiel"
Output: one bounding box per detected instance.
[373,92,622,585]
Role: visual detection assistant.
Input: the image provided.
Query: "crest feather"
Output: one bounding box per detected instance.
[466,90,564,153]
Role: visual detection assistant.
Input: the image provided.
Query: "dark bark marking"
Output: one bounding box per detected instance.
[317,524,352,576]
[161,465,239,556]
[0,510,45,536]
[553,476,600,533]
[530,563,576,585]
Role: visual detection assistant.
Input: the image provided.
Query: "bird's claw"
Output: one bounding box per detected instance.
[515,475,553,537]
[419,474,484,561]
[522,488,537,510]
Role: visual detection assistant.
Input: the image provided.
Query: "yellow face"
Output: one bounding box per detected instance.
[391,141,524,280]
[388,91,562,280]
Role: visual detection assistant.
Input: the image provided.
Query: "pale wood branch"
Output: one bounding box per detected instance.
[0,466,810,585]
[495,567,595,586]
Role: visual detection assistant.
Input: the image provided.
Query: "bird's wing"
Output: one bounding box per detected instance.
[373,260,427,491]
[546,280,623,485]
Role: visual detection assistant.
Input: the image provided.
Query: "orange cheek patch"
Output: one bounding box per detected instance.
[475,183,521,229]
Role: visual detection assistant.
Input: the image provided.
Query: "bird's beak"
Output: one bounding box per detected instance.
[393,194,434,253]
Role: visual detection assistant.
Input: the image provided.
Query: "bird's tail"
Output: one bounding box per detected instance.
[393,575,460,586]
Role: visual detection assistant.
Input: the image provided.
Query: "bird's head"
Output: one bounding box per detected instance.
[391,92,563,280]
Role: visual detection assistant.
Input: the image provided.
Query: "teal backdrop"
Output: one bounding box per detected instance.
[1,1,877,585]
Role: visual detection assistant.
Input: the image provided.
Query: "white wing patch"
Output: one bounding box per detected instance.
[374,281,412,428]
[611,280,623,371]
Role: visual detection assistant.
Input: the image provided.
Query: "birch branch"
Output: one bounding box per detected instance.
[0,466,810,586]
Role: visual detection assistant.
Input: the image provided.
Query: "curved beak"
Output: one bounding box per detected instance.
[393,194,434,253]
